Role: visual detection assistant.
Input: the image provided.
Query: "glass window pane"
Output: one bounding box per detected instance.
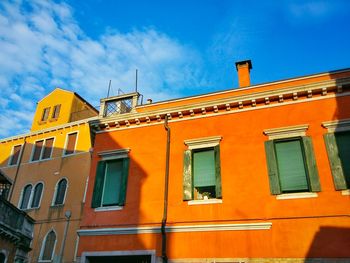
[65,133,77,155]
[275,140,309,192]
[54,179,67,205]
[52,104,61,119]
[41,107,50,121]
[20,185,32,209]
[102,160,123,206]
[31,183,43,208]
[42,231,56,260]
[10,145,21,165]
[193,149,216,187]
[42,138,54,159]
[335,131,350,187]
[32,140,44,161]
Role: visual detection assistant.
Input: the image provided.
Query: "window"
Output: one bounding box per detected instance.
[31,138,54,161]
[183,136,222,201]
[39,230,56,262]
[31,183,44,208]
[51,104,61,119]
[264,137,321,194]
[19,184,32,209]
[52,178,67,206]
[91,157,130,208]
[19,183,44,209]
[324,131,350,190]
[64,132,78,155]
[9,145,22,166]
[41,107,50,122]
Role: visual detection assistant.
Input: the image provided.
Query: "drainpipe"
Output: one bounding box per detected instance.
[161,115,170,263]
[58,210,71,263]
[9,136,28,202]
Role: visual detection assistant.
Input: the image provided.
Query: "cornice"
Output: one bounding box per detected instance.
[322,118,350,132]
[91,77,350,132]
[0,117,98,143]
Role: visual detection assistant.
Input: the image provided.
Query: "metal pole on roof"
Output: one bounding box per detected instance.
[135,69,138,93]
[107,80,111,98]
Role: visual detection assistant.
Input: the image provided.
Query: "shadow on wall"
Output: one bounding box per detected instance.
[79,123,168,262]
[0,140,93,262]
[305,226,350,260]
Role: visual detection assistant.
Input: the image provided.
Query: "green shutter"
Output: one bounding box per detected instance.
[264,140,281,194]
[275,140,309,192]
[214,145,222,198]
[183,150,193,200]
[119,158,130,205]
[193,150,216,187]
[324,133,347,190]
[91,161,106,208]
[302,137,321,192]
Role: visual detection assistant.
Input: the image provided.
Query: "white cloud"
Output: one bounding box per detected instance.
[0,0,206,138]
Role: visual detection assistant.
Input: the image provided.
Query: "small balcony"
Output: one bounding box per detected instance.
[99,92,140,118]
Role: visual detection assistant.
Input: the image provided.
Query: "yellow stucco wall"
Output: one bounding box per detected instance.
[0,88,97,262]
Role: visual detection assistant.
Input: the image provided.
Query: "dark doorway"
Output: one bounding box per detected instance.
[0,253,5,263]
[87,255,151,263]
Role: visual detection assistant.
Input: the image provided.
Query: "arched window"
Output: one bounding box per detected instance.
[40,230,56,261]
[0,252,6,263]
[31,183,43,208]
[20,184,32,209]
[53,178,67,205]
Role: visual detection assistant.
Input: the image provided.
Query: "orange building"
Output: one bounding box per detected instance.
[0,88,98,263]
[78,61,350,262]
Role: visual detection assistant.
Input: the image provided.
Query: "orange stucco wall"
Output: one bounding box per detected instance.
[79,70,350,260]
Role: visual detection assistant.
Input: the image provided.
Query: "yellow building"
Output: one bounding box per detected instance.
[0,88,98,263]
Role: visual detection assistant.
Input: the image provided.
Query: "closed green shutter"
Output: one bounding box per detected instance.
[91,161,106,208]
[193,149,216,187]
[324,133,347,190]
[334,132,350,188]
[214,145,222,198]
[275,139,309,192]
[264,140,281,194]
[119,157,130,205]
[302,136,321,192]
[183,150,193,200]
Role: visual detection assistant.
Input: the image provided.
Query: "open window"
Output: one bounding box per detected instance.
[91,149,130,209]
[183,136,222,201]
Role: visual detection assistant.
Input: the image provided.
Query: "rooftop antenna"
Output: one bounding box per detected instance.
[135,69,138,93]
[107,80,112,98]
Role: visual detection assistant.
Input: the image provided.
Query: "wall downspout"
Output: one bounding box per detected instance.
[161,115,170,263]
[9,136,28,202]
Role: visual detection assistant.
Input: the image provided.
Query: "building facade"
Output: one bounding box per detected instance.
[0,88,98,263]
[77,61,350,262]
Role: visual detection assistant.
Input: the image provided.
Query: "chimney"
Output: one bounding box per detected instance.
[235,60,252,87]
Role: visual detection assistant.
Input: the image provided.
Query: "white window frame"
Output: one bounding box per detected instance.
[38,229,57,262]
[30,137,56,162]
[7,144,23,166]
[51,178,68,206]
[18,183,33,210]
[62,131,79,156]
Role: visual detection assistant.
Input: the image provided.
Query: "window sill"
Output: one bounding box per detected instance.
[188,199,222,205]
[276,192,318,200]
[341,190,350,196]
[50,204,64,208]
[94,206,123,212]
[30,158,53,163]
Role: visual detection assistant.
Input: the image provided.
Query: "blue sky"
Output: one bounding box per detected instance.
[0,0,349,138]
